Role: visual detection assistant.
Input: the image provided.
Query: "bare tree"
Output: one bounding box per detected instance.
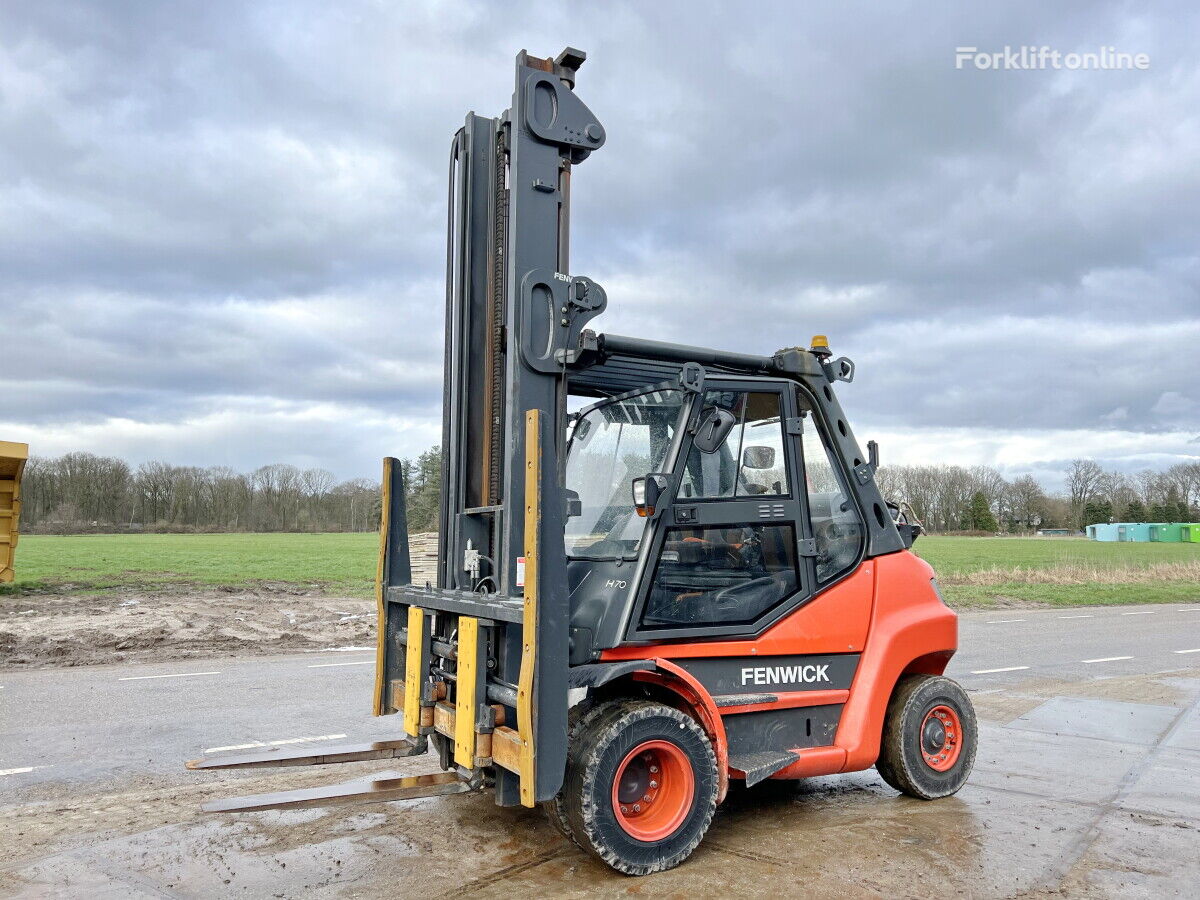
[1005,475,1047,531]
[1066,459,1104,529]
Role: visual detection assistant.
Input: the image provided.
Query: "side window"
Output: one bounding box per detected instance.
[799,401,865,583]
[678,391,789,499]
[643,524,799,627]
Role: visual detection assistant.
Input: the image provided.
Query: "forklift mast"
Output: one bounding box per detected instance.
[378,48,609,805]
[439,47,606,597]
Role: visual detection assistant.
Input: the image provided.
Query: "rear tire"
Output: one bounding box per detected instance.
[876,674,976,800]
[560,700,717,875]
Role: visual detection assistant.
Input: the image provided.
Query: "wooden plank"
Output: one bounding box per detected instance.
[491,726,523,774]
[454,616,480,768]
[517,410,541,807]
[434,701,455,738]
[474,731,493,768]
[403,606,426,736]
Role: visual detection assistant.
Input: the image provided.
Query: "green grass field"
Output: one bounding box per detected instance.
[5,533,380,597]
[4,533,1198,608]
[914,535,1200,607]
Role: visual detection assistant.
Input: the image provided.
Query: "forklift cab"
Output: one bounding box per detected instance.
[564,374,867,656]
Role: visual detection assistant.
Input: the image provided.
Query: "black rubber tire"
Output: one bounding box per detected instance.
[876,674,977,800]
[560,700,718,875]
[543,699,613,843]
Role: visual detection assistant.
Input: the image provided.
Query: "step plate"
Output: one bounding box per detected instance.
[728,750,801,787]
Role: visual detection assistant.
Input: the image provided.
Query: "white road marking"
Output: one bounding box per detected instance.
[986,619,1026,624]
[1083,656,1133,664]
[118,671,221,681]
[266,734,348,747]
[302,646,375,653]
[203,741,266,753]
[0,766,44,776]
[970,666,1030,675]
[969,688,1007,695]
[1121,611,1155,616]
[1058,614,1094,619]
[1182,608,1200,612]
[203,734,348,754]
[307,660,373,668]
[1174,648,1200,655]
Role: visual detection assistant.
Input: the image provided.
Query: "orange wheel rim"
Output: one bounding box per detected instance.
[920,705,963,772]
[611,740,694,841]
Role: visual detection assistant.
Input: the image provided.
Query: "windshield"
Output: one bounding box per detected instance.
[565,388,687,559]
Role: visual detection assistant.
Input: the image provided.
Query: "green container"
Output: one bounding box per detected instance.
[1183,524,1200,543]
[1149,523,1185,542]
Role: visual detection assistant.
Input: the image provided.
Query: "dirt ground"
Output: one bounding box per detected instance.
[0,586,377,668]
[0,586,1060,671]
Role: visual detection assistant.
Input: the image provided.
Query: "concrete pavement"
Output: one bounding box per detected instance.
[2,603,1199,897]
[1,603,1197,789]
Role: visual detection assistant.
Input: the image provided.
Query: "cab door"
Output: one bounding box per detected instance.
[626,381,817,641]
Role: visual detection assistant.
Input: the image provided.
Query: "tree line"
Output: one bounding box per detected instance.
[19,448,442,534]
[18,449,1200,535]
[876,460,1200,533]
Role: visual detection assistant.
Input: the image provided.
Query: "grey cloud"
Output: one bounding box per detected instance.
[2,0,1198,477]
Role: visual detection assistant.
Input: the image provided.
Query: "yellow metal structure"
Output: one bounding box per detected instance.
[516,410,541,807]
[454,615,481,767]
[0,441,29,583]
[373,457,394,715]
[404,606,426,736]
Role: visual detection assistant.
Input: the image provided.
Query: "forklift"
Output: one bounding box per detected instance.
[190,47,977,875]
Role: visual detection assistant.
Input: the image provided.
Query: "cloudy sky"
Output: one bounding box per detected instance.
[4,1,1198,488]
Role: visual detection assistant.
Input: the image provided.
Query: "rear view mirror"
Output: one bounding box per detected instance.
[693,408,736,454]
[632,473,669,518]
[742,446,775,469]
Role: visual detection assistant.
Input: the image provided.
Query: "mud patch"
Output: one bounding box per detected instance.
[0,588,377,670]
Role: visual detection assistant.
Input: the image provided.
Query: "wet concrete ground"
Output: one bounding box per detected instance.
[3,607,1200,897]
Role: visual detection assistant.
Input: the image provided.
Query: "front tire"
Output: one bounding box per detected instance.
[876,674,977,800]
[560,700,718,875]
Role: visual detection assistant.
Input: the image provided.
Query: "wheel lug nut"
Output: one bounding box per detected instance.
[649,780,658,789]
[649,765,658,773]
[643,794,652,802]
[633,804,641,812]
[620,806,628,814]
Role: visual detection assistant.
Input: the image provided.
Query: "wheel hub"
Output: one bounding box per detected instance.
[921,717,946,754]
[611,740,694,842]
[616,755,653,806]
[920,705,963,772]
